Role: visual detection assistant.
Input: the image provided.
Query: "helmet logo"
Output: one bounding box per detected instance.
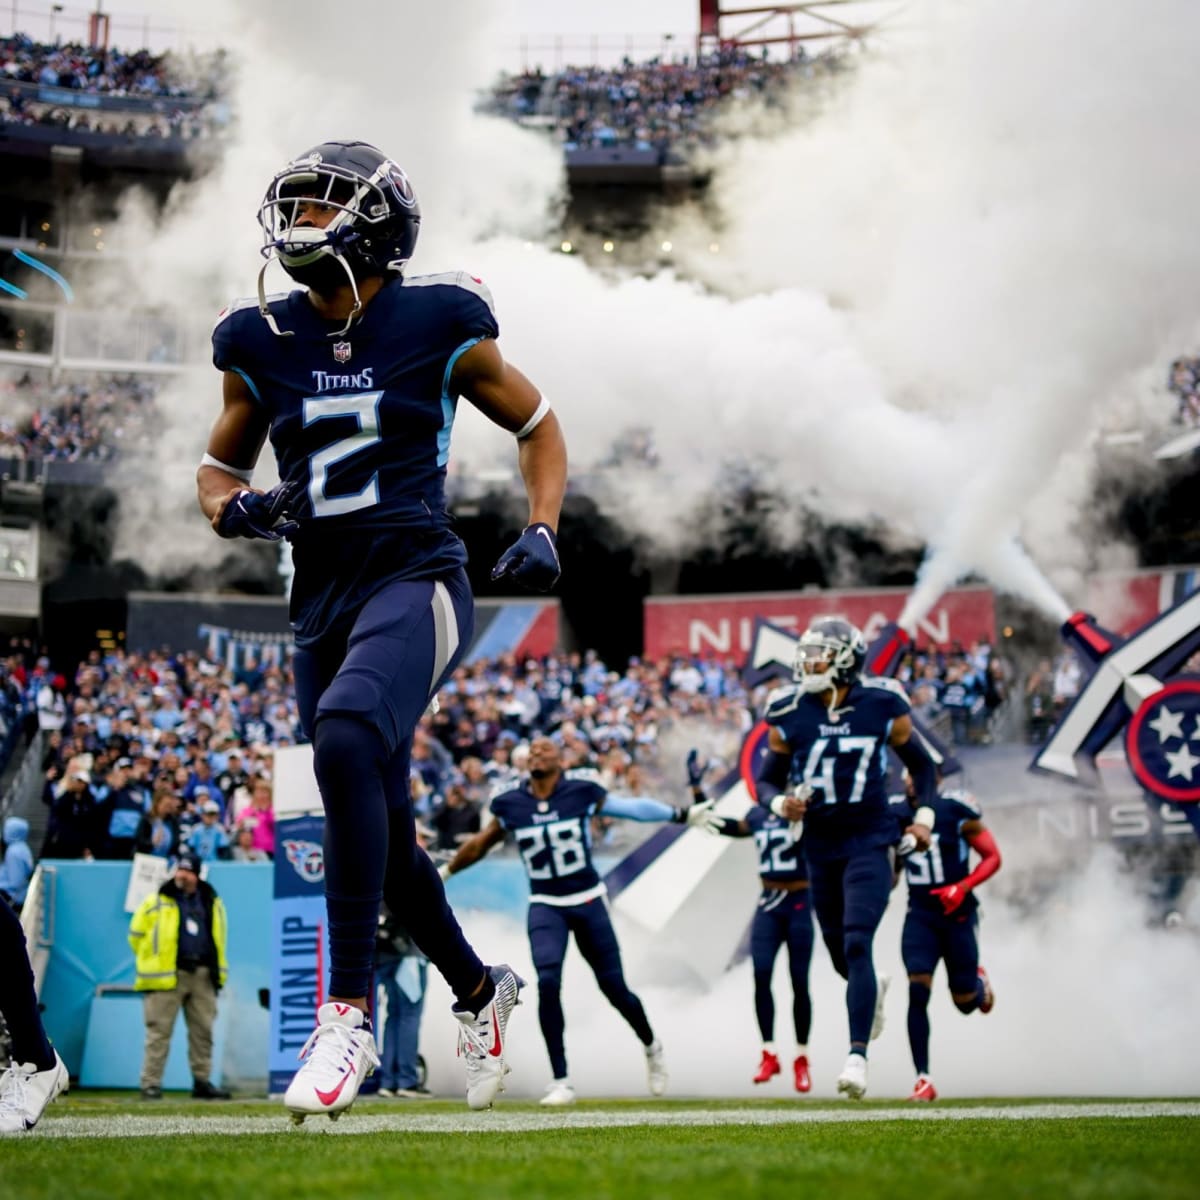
[384,162,417,209]
[332,340,352,363]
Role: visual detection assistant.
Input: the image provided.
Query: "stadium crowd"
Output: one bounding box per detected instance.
[0,374,161,463]
[0,627,1030,905]
[488,45,838,158]
[0,33,225,99]
[0,33,229,140]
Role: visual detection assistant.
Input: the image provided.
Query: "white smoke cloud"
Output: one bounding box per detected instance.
[99,0,1200,620]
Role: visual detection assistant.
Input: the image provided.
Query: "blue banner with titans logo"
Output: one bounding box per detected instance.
[269,814,329,1094]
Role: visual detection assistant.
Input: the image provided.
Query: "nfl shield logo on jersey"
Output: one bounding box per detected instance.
[332,341,351,364]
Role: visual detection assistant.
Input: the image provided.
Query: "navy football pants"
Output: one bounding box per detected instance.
[0,899,56,1070]
[293,569,486,1002]
[527,898,654,1080]
[807,845,893,1050]
[902,905,982,1074]
[901,905,980,992]
[749,888,814,1045]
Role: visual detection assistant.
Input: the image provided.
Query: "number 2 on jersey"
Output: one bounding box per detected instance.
[302,391,383,517]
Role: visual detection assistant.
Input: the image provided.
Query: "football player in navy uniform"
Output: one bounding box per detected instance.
[690,750,815,1092]
[891,772,1001,1101]
[0,901,69,1133]
[197,141,567,1120]
[756,617,936,1098]
[440,736,713,1105]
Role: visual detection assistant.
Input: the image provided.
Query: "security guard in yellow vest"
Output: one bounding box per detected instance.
[128,852,231,1099]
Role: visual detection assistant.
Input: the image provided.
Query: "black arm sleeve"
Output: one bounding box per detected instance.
[755,748,791,808]
[895,733,936,810]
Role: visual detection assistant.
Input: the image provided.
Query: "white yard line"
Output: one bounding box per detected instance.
[29,1100,1200,1140]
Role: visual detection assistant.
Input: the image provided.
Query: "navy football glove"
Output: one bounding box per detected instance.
[491,522,560,591]
[216,480,299,542]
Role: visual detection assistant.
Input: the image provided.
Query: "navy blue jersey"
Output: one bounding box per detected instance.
[743,805,808,885]
[212,273,499,647]
[764,676,910,861]
[489,769,607,905]
[890,787,982,914]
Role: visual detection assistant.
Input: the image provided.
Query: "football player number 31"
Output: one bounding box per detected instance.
[302,391,384,518]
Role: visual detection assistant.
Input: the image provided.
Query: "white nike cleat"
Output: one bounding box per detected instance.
[454,964,525,1111]
[0,1052,69,1134]
[645,1039,668,1097]
[836,1052,869,1100]
[284,1002,379,1124]
[870,972,890,1041]
[539,1079,577,1107]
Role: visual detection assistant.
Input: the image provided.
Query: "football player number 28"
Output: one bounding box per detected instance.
[516,820,587,879]
[800,735,878,804]
[302,392,383,518]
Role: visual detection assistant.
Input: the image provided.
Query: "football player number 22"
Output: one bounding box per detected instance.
[302,392,383,518]
[517,820,587,879]
[800,735,878,804]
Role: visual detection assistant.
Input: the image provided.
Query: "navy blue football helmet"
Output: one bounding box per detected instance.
[793,617,867,694]
[256,140,420,335]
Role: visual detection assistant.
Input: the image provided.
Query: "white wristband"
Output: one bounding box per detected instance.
[438,862,453,882]
[200,452,254,483]
[913,806,936,829]
[769,794,789,819]
[515,396,550,439]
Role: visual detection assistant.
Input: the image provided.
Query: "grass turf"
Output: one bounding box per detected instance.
[3,1100,1199,1200]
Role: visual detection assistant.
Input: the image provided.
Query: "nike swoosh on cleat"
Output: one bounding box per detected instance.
[488,1004,503,1057]
[314,1068,355,1107]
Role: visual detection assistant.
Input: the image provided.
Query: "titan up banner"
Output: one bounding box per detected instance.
[643,585,996,665]
[268,813,328,1095]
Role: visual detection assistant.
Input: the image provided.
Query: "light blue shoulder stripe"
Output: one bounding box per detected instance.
[438,336,483,467]
[231,366,263,405]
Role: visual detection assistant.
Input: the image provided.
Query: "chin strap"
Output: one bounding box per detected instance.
[328,254,364,338]
[258,242,364,339]
[257,259,293,338]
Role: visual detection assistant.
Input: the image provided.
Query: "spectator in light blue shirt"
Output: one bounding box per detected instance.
[0,816,34,907]
[187,800,230,863]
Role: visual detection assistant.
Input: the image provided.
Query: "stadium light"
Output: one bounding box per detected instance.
[560,240,573,253]
[602,240,614,253]
[660,241,672,253]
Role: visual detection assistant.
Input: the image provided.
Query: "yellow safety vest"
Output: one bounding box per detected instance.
[128,888,229,991]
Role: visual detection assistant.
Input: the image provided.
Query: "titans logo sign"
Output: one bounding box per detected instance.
[282,839,325,884]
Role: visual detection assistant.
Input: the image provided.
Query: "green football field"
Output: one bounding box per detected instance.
[4,1096,1198,1200]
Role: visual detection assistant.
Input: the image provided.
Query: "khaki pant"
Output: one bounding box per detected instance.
[141,967,218,1089]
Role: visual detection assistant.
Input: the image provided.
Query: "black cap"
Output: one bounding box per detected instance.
[174,852,202,875]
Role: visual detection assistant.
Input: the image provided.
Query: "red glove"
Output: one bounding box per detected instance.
[930,883,969,915]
